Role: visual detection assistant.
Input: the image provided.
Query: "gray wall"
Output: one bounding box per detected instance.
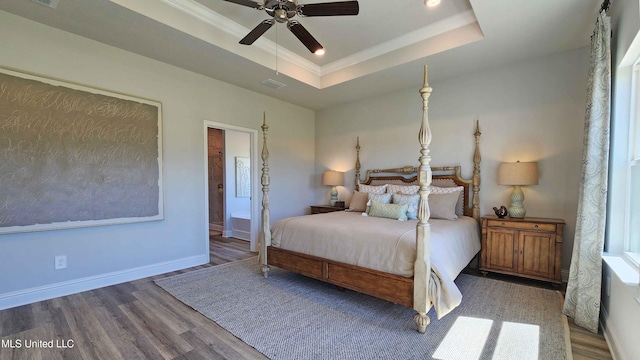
[0,10,315,308]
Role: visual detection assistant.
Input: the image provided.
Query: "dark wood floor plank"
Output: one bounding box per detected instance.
[118,299,194,359]
[59,294,125,360]
[82,289,164,360]
[180,327,244,360]
[0,304,34,337]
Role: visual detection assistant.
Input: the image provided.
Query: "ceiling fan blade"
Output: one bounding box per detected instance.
[287,21,323,54]
[297,1,359,17]
[222,0,263,9]
[240,19,275,45]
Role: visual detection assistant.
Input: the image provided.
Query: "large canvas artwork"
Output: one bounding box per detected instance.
[0,68,163,234]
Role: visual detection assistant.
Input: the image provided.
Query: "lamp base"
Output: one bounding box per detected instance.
[507,185,526,218]
[330,186,338,206]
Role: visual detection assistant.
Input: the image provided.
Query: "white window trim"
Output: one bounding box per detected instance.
[622,62,640,269]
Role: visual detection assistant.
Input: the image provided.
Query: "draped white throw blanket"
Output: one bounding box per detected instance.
[563,10,611,333]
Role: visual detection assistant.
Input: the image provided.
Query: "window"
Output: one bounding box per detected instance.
[624,62,640,265]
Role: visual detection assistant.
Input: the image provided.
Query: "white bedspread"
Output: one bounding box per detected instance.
[271,211,481,318]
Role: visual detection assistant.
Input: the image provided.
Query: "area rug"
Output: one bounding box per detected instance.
[155,257,572,360]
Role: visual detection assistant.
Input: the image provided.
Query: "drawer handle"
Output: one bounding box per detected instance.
[534,224,539,228]
[501,222,505,226]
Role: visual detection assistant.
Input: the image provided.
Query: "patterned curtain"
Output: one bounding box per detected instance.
[563,11,611,333]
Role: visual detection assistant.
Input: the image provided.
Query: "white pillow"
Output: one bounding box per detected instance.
[386,184,420,195]
[359,184,387,194]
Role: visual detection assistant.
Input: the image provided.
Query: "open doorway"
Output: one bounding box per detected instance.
[204,121,258,256]
[207,128,225,235]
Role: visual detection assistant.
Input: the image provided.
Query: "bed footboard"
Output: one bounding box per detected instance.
[268,246,414,307]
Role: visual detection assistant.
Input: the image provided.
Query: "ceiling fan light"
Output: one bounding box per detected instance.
[425,0,441,7]
[315,48,325,55]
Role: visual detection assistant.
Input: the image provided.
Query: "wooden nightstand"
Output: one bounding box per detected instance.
[310,205,345,214]
[480,215,564,284]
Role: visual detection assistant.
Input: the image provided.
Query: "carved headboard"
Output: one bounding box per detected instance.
[353,121,481,221]
[357,166,476,219]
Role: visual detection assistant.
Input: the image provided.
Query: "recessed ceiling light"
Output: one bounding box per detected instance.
[425,0,441,7]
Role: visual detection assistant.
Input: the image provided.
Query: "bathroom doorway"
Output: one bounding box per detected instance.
[207,128,225,235]
[204,121,258,253]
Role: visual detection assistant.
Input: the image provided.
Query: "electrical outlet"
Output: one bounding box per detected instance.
[54,255,67,270]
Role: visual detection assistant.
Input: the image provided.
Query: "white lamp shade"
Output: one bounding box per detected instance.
[497,162,538,186]
[322,170,344,186]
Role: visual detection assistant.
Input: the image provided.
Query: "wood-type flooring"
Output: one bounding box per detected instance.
[0,235,612,359]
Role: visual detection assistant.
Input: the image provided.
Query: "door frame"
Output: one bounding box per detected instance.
[203,120,259,252]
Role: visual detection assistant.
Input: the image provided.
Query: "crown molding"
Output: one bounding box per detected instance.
[321,9,478,76]
[143,0,479,88]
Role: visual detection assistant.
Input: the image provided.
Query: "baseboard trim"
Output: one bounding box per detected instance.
[601,306,624,360]
[0,254,209,311]
[232,229,250,241]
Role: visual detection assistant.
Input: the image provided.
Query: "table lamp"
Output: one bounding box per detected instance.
[497,161,538,218]
[322,170,344,206]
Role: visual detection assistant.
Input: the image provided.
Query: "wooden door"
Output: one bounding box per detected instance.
[485,228,517,273]
[518,230,555,279]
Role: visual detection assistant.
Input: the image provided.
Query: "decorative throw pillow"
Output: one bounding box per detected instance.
[358,184,387,194]
[392,193,420,220]
[368,200,409,221]
[429,191,461,220]
[366,193,392,214]
[386,184,420,195]
[429,185,465,216]
[368,193,392,204]
[347,191,368,212]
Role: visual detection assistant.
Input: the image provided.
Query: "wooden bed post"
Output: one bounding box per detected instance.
[413,65,433,333]
[472,120,481,222]
[260,112,271,278]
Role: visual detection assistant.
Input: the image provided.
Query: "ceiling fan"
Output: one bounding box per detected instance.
[222,0,359,54]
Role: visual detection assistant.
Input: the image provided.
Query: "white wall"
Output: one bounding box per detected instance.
[0,11,315,308]
[224,130,251,220]
[316,48,590,276]
[602,0,640,358]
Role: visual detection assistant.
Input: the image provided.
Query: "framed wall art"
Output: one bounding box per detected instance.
[235,156,250,198]
[0,67,164,234]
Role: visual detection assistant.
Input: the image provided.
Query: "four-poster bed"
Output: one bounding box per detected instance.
[258,66,482,333]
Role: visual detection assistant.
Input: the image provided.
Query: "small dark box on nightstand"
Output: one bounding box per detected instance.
[335,201,345,208]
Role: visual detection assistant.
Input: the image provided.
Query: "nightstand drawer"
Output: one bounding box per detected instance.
[487,220,556,232]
